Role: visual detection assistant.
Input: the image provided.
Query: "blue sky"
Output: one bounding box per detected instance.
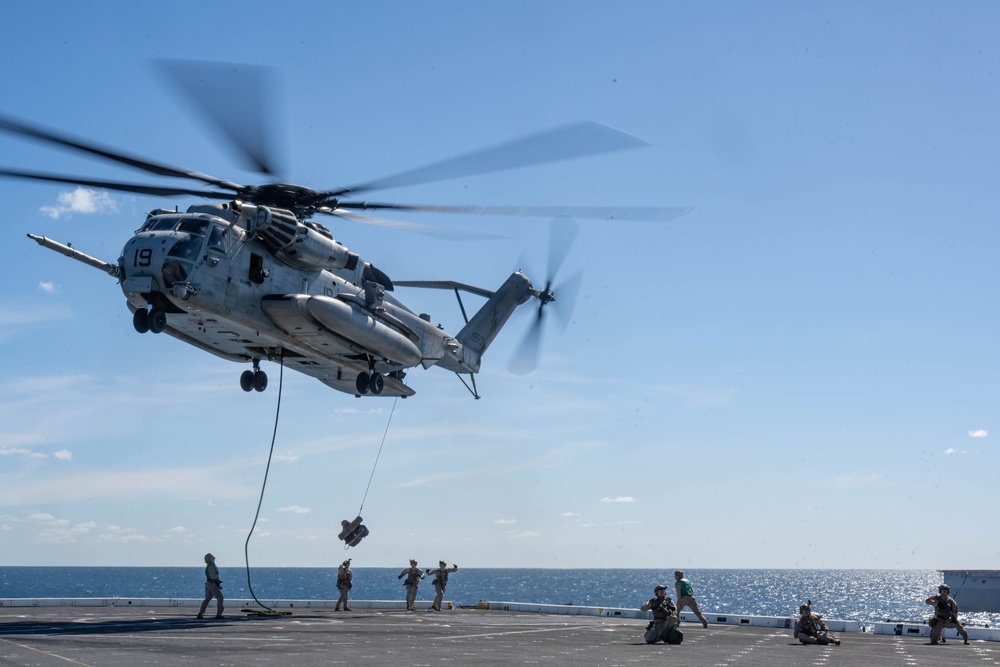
[1,1,997,569]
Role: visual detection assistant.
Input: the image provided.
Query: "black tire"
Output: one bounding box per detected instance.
[148,308,166,334]
[252,370,268,392]
[369,372,384,395]
[132,308,149,334]
[355,372,370,395]
[240,370,254,392]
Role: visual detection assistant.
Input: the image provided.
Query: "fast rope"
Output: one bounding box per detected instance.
[358,396,398,517]
[243,355,286,614]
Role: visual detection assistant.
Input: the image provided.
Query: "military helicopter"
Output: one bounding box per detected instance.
[1,62,688,399]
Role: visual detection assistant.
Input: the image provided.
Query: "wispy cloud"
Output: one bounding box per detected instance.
[944,448,960,455]
[493,518,516,525]
[39,281,57,293]
[0,447,47,460]
[54,450,73,461]
[969,429,988,438]
[507,531,540,539]
[560,512,581,517]
[40,187,118,219]
[601,496,636,503]
[276,505,311,514]
[830,473,883,487]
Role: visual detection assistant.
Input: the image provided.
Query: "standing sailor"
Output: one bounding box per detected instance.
[397,559,425,611]
[673,570,709,628]
[925,584,970,645]
[335,559,353,611]
[197,553,224,619]
[426,561,458,611]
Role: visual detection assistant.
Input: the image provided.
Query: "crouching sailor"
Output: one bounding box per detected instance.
[925,584,970,645]
[794,603,840,646]
[640,584,681,644]
[338,516,369,547]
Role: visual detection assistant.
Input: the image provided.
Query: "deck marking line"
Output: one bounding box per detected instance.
[440,624,595,640]
[0,636,97,667]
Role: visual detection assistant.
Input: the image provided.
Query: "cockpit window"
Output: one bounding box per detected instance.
[207,223,230,253]
[178,218,210,236]
[151,218,178,231]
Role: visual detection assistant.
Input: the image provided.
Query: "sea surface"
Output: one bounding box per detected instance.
[1,568,997,629]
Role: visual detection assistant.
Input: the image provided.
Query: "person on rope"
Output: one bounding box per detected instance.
[426,561,459,611]
[197,553,224,619]
[397,559,425,611]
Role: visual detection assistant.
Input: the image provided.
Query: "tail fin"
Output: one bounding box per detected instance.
[442,272,531,373]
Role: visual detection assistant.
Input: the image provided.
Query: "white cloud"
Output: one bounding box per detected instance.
[944,448,958,455]
[507,531,540,539]
[493,518,517,525]
[169,526,186,533]
[560,512,581,517]
[969,429,988,438]
[40,187,118,219]
[54,450,73,461]
[0,447,47,459]
[39,281,57,293]
[28,513,56,522]
[601,496,636,503]
[830,473,883,487]
[276,505,311,514]
[1,524,11,531]
[272,453,300,463]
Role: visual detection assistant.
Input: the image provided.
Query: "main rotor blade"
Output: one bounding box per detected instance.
[325,121,651,197]
[0,168,235,198]
[332,202,693,222]
[553,270,582,332]
[157,60,280,176]
[0,113,242,191]
[547,217,579,280]
[320,208,504,240]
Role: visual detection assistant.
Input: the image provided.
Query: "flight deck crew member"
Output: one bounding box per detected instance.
[426,561,458,611]
[335,559,353,611]
[197,553,224,619]
[793,604,840,645]
[398,559,424,611]
[674,570,709,628]
[925,584,970,645]
[640,584,680,643]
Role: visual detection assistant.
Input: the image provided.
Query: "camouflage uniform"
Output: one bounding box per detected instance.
[398,560,424,611]
[426,561,458,611]
[926,587,970,645]
[335,560,352,611]
[793,606,840,646]
[197,553,224,619]
[640,586,680,644]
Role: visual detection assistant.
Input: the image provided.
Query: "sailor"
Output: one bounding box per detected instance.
[925,584,970,645]
[197,553,224,619]
[425,561,458,611]
[673,570,709,628]
[335,559,353,611]
[793,603,840,645]
[640,584,680,644]
[397,559,425,611]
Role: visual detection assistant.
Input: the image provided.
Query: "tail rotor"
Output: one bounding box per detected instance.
[508,217,581,375]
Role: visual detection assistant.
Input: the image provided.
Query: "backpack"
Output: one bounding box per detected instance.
[665,627,684,644]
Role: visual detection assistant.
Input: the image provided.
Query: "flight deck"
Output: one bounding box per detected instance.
[2,603,998,667]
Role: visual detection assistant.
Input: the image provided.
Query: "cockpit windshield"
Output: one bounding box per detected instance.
[141,216,212,234]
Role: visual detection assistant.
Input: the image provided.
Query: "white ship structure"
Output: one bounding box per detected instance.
[942,570,1000,613]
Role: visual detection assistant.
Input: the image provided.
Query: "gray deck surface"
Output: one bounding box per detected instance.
[1,606,997,666]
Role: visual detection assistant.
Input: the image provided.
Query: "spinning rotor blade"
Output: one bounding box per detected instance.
[0,168,235,199]
[157,60,280,176]
[325,121,650,197]
[331,202,692,222]
[0,113,242,191]
[508,218,582,375]
[320,208,504,240]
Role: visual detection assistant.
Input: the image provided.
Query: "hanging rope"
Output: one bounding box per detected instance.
[244,356,284,613]
[358,396,398,516]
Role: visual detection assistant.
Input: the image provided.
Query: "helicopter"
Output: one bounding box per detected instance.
[1,62,689,399]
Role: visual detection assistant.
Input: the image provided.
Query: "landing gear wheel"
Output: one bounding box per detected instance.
[148,307,166,334]
[355,372,370,395]
[240,370,254,392]
[132,308,149,334]
[368,372,384,395]
[252,370,268,392]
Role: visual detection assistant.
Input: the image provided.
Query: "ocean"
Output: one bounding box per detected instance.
[1,568,996,629]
